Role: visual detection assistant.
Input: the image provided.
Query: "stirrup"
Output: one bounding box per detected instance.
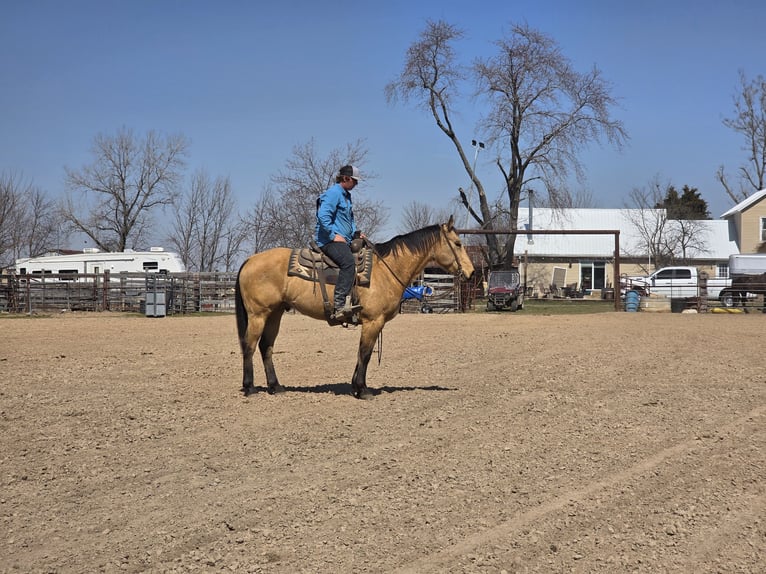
[331,305,362,321]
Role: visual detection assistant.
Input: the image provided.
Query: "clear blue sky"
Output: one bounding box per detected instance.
[2,0,764,242]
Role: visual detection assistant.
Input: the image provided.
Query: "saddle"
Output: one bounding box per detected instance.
[288,241,374,326]
[288,241,373,286]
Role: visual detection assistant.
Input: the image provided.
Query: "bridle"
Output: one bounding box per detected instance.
[441,227,467,280]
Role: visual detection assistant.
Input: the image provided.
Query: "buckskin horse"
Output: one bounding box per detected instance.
[234,216,475,399]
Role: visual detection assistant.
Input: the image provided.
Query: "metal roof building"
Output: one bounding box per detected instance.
[514,208,739,261]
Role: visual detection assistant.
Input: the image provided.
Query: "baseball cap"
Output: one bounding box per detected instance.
[339,165,362,182]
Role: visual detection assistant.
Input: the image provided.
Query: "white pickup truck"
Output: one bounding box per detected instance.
[621,266,731,302]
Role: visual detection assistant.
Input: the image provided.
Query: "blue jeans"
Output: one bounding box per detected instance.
[321,241,355,309]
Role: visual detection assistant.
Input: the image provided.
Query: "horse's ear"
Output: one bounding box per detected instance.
[447,214,454,230]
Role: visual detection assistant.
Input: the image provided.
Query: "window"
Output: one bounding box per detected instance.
[579,261,606,290]
[58,269,79,281]
[761,217,766,242]
[142,261,159,271]
[674,269,692,279]
[656,269,674,280]
[717,264,729,279]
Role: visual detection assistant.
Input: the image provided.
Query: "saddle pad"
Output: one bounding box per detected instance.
[287,247,373,286]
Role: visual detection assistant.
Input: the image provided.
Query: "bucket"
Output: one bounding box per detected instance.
[625,290,640,312]
[602,288,615,300]
[670,298,686,313]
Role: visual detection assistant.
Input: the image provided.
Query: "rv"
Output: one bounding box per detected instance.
[14,247,186,280]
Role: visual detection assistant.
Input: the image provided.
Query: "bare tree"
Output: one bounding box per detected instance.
[240,196,277,255]
[63,128,189,251]
[219,221,249,273]
[718,71,766,203]
[624,178,708,269]
[0,172,65,268]
[0,172,21,266]
[623,183,672,270]
[168,170,245,272]
[386,20,627,269]
[399,200,453,233]
[669,218,709,263]
[243,139,389,251]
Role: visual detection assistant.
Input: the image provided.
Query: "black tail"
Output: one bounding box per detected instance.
[234,262,248,351]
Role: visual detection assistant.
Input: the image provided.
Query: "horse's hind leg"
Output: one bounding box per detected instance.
[241,314,265,396]
[260,308,286,395]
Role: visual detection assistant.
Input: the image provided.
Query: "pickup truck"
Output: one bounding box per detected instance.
[621,266,731,302]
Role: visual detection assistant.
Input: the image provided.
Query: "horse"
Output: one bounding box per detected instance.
[234,216,475,399]
[729,273,766,312]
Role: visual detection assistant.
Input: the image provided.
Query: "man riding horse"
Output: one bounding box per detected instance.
[315,165,365,323]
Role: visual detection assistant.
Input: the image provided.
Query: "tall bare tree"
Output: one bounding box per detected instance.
[168,170,245,272]
[717,71,766,204]
[386,20,627,269]
[243,139,388,252]
[0,172,20,266]
[0,171,65,268]
[63,128,189,251]
[399,200,455,233]
[624,178,708,269]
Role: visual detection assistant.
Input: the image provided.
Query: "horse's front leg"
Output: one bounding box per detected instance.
[351,320,383,400]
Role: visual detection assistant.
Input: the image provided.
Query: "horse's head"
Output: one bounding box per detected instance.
[434,215,475,281]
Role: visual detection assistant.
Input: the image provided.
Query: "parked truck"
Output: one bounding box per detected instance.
[621,266,731,302]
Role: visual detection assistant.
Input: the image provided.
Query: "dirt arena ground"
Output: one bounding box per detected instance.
[1,310,764,573]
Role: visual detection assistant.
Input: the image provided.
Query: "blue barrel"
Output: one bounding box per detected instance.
[625,290,640,312]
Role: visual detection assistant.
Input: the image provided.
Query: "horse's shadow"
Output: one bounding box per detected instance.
[241,383,456,397]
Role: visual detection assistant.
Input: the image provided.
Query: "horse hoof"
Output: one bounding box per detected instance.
[242,385,257,397]
[355,387,374,400]
[268,384,286,395]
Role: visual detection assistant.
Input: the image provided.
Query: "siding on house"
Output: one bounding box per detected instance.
[721,189,766,253]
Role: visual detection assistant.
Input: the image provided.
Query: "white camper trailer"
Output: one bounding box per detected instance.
[14,247,186,280]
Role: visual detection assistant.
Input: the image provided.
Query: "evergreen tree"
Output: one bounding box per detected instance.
[654,185,710,220]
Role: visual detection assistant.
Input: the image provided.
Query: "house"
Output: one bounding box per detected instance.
[720,188,766,253]
[512,206,744,296]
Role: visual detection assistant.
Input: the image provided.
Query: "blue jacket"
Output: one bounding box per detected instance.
[315,183,357,247]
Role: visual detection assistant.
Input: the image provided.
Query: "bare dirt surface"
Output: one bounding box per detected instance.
[1,310,764,573]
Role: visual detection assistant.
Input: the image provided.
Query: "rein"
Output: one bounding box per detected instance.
[364,226,464,289]
[441,227,466,279]
[363,238,410,290]
[365,228,462,367]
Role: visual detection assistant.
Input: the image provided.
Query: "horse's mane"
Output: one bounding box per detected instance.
[373,224,441,258]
